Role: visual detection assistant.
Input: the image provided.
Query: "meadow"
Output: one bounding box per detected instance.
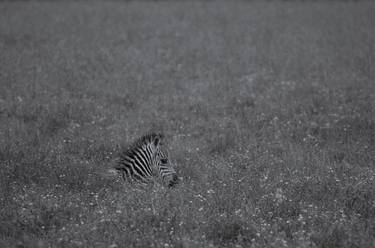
[0,1,374,247]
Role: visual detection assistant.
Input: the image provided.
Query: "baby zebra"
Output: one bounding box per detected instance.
[114,133,178,187]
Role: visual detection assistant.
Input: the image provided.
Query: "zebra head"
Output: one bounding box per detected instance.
[156,148,178,187]
[151,135,179,187]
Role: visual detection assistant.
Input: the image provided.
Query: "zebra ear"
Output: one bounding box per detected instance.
[154,135,161,147]
[152,132,164,147]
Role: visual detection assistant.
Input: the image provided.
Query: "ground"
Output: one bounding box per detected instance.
[0,1,375,247]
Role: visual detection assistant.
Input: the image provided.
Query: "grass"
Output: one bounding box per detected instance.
[0,1,375,247]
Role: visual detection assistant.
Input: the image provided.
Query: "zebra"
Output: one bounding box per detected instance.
[114,133,178,187]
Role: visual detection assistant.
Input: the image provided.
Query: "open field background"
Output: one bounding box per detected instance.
[1,1,375,247]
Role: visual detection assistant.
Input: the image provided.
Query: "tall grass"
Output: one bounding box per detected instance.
[0,1,374,247]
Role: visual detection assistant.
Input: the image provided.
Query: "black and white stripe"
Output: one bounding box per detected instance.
[115,133,178,187]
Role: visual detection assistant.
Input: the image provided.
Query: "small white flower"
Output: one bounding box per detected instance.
[207,189,215,194]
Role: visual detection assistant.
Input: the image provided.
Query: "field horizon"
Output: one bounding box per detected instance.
[1,1,375,247]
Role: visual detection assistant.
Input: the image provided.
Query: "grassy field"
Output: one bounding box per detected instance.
[1,1,375,247]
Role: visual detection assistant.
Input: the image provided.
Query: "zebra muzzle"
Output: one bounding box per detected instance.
[167,174,179,187]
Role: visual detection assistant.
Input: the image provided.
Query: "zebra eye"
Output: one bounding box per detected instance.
[160,158,168,164]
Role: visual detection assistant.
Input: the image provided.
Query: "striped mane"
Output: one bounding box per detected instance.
[121,132,163,157]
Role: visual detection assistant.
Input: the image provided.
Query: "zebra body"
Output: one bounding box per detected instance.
[115,133,178,187]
